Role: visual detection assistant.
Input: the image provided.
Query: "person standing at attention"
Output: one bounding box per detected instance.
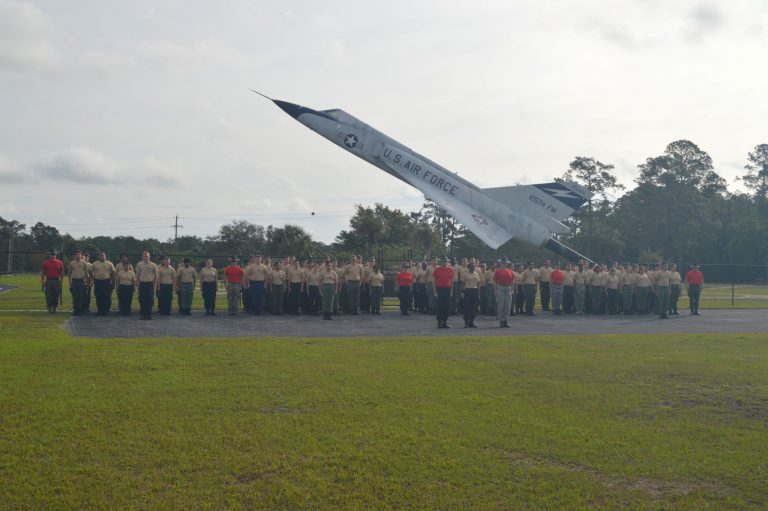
[433,257,454,328]
[40,250,65,313]
[395,263,414,316]
[223,257,245,316]
[685,264,704,315]
[135,251,158,320]
[199,258,218,315]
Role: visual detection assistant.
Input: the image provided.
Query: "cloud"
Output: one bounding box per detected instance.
[36,146,120,183]
[0,147,185,186]
[687,4,724,41]
[0,0,58,75]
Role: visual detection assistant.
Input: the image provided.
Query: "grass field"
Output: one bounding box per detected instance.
[1,275,767,509]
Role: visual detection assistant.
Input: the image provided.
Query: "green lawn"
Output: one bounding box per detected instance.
[1,276,767,509]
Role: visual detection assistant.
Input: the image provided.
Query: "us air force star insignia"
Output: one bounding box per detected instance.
[541,187,579,199]
[344,134,358,148]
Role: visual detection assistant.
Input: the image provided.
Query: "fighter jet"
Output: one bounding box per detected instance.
[254,92,592,262]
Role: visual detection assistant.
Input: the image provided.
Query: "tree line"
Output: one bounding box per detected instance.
[2,140,767,273]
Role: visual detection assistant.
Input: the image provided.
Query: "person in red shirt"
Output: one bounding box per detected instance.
[432,257,455,328]
[396,263,414,316]
[684,264,704,315]
[549,263,565,315]
[493,258,514,327]
[223,256,245,315]
[40,250,65,313]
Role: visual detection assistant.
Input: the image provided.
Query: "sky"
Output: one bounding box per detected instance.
[1,0,767,244]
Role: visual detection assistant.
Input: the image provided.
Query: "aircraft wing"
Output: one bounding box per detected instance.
[482,181,591,224]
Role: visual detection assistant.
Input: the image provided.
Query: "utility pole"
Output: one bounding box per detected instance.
[173,214,183,243]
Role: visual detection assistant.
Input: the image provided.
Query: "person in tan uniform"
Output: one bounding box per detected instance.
[344,256,363,314]
[269,262,286,315]
[654,263,671,319]
[156,256,177,315]
[199,258,218,315]
[449,258,462,315]
[244,255,269,314]
[668,264,682,316]
[176,258,197,315]
[538,259,553,311]
[589,266,605,315]
[369,264,385,315]
[414,262,428,313]
[286,260,305,315]
[361,257,375,313]
[319,259,339,320]
[562,263,575,313]
[68,250,89,316]
[522,261,539,315]
[605,268,620,314]
[514,263,525,315]
[426,258,437,314]
[573,263,588,315]
[81,253,94,313]
[135,251,158,320]
[633,266,651,314]
[620,265,635,315]
[90,251,116,316]
[305,261,322,315]
[116,263,136,316]
[460,261,481,328]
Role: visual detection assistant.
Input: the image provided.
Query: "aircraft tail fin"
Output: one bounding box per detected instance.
[481,181,592,223]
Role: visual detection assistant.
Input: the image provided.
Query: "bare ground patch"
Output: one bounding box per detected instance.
[506,451,733,499]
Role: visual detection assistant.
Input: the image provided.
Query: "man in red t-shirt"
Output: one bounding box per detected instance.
[684,264,704,315]
[493,258,514,327]
[432,257,454,328]
[223,256,245,315]
[396,263,414,316]
[40,250,65,313]
[549,263,565,315]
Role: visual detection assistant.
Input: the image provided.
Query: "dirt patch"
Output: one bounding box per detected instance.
[506,451,732,498]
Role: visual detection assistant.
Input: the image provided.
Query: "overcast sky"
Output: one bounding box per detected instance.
[1,0,767,243]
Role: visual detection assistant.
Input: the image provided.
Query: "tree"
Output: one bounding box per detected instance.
[419,198,459,253]
[742,143,768,202]
[207,220,265,257]
[267,224,314,258]
[560,156,624,256]
[29,222,61,251]
[348,205,389,258]
[637,140,726,196]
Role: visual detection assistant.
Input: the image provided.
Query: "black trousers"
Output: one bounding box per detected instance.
[361,283,371,312]
[515,285,525,313]
[436,287,451,323]
[138,281,154,318]
[307,285,321,314]
[84,284,92,312]
[118,284,134,315]
[45,279,61,308]
[524,284,536,314]
[158,283,173,314]
[563,286,574,313]
[289,283,303,313]
[606,288,619,314]
[202,281,217,312]
[398,285,411,314]
[70,278,85,314]
[94,279,112,314]
[540,282,551,310]
[591,285,604,315]
[463,288,478,324]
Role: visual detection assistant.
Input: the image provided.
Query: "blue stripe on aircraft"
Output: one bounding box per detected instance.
[533,182,588,210]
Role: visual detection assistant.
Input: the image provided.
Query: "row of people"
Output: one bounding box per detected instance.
[40,251,704,327]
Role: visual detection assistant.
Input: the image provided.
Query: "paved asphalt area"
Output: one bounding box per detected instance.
[67,309,768,339]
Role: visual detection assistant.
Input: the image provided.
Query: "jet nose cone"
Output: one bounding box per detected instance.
[273,100,312,120]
